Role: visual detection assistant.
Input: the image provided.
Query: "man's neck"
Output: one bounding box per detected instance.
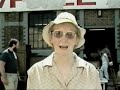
[8,47,14,52]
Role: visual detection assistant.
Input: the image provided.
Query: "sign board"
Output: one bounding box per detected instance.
[0,0,120,12]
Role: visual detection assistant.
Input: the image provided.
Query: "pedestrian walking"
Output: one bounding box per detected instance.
[0,38,20,90]
[99,49,109,80]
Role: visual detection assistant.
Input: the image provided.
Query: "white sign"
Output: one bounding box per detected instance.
[0,0,120,12]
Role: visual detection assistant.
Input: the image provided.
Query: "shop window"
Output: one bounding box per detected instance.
[28,11,56,49]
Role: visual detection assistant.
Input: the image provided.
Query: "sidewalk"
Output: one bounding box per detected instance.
[107,80,116,90]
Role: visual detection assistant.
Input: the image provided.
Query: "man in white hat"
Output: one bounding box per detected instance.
[27,12,102,90]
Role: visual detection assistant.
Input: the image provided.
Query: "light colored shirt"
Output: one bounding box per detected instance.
[100,53,109,80]
[101,53,109,66]
[27,52,102,90]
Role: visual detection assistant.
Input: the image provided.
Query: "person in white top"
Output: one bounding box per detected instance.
[102,45,113,66]
[100,50,109,80]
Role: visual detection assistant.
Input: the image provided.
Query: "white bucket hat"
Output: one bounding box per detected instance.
[42,12,86,49]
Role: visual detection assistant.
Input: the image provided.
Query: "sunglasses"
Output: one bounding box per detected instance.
[52,31,76,39]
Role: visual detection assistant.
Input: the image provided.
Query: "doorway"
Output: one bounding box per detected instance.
[84,28,115,61]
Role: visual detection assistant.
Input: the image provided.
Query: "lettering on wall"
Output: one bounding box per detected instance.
[0,0,22,8]
[1,0,120,12]
[0,0,96,8]
[65,0,96,6]
[0,0,5,8]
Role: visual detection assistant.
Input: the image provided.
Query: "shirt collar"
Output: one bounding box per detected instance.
[42,52,87,68]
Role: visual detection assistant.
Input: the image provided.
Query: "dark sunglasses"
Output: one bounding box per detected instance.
[52,31,76,39]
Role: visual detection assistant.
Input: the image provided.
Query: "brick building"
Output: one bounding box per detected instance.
[0,0,120,77]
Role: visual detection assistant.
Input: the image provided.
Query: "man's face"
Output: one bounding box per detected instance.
[16,41,20,49]
[13,41,19,52]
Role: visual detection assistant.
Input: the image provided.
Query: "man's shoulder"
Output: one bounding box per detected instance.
[2,49,9,53]
[0,49,9,61]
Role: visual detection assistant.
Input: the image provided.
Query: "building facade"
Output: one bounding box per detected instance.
[0,0,120,74]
